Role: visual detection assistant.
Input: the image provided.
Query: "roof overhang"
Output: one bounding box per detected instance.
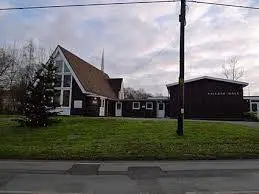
[244,96,259,100]
[86,91,118,100]
[166,76,249,88]
[121,98,169,102]
[147,97,169,101]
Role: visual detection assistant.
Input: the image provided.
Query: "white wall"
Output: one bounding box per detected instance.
[244,96,259,118]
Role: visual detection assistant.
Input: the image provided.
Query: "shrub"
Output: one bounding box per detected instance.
[244,112,258,122]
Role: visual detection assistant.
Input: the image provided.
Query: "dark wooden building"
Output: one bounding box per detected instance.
[166,76,248,120]
[114,98,169,118]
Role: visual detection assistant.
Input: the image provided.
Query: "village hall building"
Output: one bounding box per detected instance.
[166,76,249,120]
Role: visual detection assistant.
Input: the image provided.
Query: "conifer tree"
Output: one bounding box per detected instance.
[21,57,57,127]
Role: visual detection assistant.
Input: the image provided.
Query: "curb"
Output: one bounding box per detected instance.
[1,165,259,179]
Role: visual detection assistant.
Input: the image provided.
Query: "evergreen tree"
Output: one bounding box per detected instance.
[20,57,57,127]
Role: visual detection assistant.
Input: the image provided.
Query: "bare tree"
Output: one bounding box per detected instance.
[6,44,21,112]
[222,57,244,81]
[0,45,17,112]
[124,87,153,99]
[0,47,15,79]
[0,44,17,112]
[154,93,166,97]
[0,40,50,113]
[20,40,39,85]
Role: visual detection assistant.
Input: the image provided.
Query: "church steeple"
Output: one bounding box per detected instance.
[101,49,104,72]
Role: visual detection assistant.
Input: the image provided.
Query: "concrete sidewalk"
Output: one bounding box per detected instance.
[0,160,259,175]
[1,160,259,193]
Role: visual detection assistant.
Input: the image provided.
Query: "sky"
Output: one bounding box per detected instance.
[0,0,259,96]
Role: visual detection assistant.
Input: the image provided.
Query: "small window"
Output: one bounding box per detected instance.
[54,90,61,107]
[55,75,62,87]
[146,102,153,110]
[117,103,121,110]
[158,103,164,110]
[133,102,140,110]
[56,60,63,73]
[64,63,70,73]
[62,90,70,107]
[252,104,258,112]
[63,75,71,87]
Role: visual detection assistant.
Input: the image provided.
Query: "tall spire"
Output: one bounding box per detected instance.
[101,49,104,72]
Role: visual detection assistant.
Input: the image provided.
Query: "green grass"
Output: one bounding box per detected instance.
[0,116,259,160]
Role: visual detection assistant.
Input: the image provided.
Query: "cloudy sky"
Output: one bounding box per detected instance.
[0,0,259,95]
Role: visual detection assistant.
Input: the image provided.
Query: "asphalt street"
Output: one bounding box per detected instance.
[0,160,259,194]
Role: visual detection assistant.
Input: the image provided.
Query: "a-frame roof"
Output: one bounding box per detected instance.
[58,45,122,99]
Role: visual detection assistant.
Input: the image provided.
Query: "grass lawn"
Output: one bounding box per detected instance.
[0,116,259,160]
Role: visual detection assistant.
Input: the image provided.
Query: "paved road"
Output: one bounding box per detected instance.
[226,121,259,129]
[0,160,259,194]
[104,117,259,130]
[184,119,259,130]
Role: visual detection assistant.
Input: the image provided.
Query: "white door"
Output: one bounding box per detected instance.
[157,102,165,118]
[251,102,259,119]
[115,102,122,117]
[99,98,105,116]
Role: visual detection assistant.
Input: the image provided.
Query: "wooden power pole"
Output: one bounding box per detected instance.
[177,0,186,136]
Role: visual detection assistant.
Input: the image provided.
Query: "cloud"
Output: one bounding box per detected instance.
[0,0,259,95]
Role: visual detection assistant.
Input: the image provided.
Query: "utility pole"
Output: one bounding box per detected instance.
[177,0,186,136]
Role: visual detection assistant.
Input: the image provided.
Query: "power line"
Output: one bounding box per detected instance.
[0,0,180,11]
[0,0,258,11]
[188,1,259,10]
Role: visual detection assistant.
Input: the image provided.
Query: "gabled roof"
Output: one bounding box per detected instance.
[58,45,122,99]
[108,78,123,98]
[166,76,248,88]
